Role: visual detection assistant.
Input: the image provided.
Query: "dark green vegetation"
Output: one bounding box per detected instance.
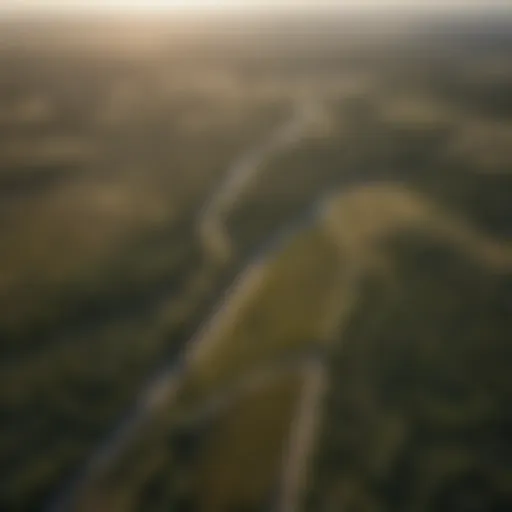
[0,21,288,510]
[309,233,512,511]
[1,11,511,512]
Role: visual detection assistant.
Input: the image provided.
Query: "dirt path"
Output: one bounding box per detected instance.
[278,360,328,512]
[276,261,362,512]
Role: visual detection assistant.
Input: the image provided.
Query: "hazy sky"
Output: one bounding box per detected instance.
[1,0,510,12]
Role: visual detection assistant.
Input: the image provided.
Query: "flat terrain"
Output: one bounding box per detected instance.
[0,11,511,512]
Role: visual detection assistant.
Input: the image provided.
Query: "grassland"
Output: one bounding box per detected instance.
[180,226,341,400]
[1,11,512,512]
[192,374,302,512]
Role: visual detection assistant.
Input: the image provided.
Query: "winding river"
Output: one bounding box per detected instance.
[49,97,325,512]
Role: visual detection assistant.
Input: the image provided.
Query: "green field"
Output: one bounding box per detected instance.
[1,10,512,512]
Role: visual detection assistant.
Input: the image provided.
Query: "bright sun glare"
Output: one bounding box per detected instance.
[5,0,313,13]
[108,0,233,8]
[104,0,303,10]
[4,0,496,14]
